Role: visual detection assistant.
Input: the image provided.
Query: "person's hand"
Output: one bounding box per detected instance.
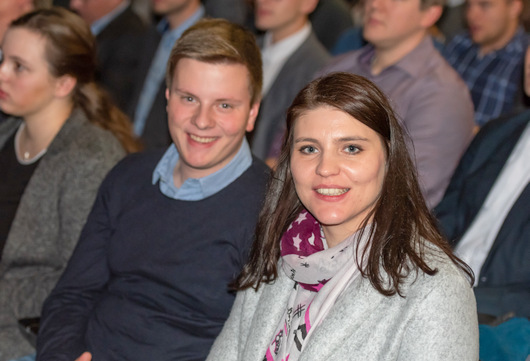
[75,352,92,361]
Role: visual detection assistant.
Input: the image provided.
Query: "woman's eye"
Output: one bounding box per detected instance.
[345,145,360,154]
[300,145,317,154]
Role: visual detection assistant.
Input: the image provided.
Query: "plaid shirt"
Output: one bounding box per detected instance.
[443,28,527,126]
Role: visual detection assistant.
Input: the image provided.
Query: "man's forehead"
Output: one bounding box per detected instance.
[172,58,253,97]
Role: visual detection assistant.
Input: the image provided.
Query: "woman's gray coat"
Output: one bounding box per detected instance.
[0,109,125,360]
[207,247,479,361]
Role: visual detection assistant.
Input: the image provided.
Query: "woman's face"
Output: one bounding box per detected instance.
[0,27,60,118]
[290,106,387,247]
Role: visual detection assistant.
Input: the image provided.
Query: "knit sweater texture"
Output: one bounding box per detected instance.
[37,151,269,361]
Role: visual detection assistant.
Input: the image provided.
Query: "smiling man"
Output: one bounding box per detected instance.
[36,19,269,361]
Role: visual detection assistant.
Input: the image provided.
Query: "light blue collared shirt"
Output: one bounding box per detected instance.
[152,138,253,201]
[90,0,130,35]
[133,6,204,136]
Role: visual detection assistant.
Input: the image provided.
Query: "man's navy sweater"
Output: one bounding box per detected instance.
[37,150,270,360]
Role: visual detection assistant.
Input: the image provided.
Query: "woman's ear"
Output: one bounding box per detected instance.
[54,74,77,98]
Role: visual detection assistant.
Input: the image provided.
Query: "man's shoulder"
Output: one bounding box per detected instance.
[318,47,365,75]
[237,157,271,190]
[107,149,165,183]
[98,5,146,39]
[474,109,530,146]
[444,32,474,56]
[297,31,331,63]
[408,43,469,94]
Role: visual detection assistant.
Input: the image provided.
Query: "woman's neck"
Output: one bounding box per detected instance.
[18,101,73,160]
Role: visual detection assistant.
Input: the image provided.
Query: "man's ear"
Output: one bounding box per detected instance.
[246,101,261,132]
[420,5,443,29]
[54,75,77,98]
[508,0,523,20]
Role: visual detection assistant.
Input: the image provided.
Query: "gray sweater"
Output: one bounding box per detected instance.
[0,109,125,360]
[207,246,479,361]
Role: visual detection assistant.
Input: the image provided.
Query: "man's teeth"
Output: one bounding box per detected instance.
[316,188,349,196]
[190,134,216,143]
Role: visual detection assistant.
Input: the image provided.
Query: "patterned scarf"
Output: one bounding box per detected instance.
[264,210,369,361]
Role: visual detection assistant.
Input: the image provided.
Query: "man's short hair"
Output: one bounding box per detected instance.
[166,18,263,105]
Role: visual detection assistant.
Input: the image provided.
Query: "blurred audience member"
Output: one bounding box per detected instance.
[69,0,147,111]
[443,0,526,126]
[250,0,330,165]
[435,46,530,320]
[203,0,250,25]
[0,0,51,123]
[319,0,474,208]
[0,7,138,359]
[309,0,354,51]
[37,19,269,361]
[129,0,203,150]
[436,0,466,42]
[0,0,50,41]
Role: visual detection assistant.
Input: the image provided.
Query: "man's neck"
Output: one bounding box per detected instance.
[166,2,200,30]
[371,32,426,75]
[478,23,520,56]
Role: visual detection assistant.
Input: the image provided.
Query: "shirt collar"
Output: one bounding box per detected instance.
[91,0,130,36]
[157,5,204,47]
[152,138,253,201]
[262,22,312,55]
[359,35,434,78]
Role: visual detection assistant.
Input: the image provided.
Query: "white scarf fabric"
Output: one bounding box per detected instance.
[264,210,370,361]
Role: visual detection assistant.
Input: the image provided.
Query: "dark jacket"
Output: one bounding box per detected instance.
[95,5,147,111]
[435,109,530,318]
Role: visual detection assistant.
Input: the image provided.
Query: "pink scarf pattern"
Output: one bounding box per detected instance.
[264,210,368,361]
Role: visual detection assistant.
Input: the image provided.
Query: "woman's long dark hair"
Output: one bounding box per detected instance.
[11,7,141,153]
[236,72,473,296]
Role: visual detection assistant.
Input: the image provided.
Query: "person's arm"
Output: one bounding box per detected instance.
[36,164,121,361]
[206,291,246,361]
[397,271,479,360]
[474,284,530,319]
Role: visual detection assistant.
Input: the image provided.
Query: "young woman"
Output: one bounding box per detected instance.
[0,7,139,359]
[207,72,479,361]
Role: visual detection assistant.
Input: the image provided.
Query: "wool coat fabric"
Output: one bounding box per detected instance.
[0,109,125,360]
[207,245,479,361]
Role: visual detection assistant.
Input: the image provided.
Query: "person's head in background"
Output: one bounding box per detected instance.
[466,0,523,55]
[164,18,262,184]
[0,0,51,41]
[362,0,444,73]
[69,0,125,25]
[254,0,319,43]
[151,0,201,29]
[0,7,138,152]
